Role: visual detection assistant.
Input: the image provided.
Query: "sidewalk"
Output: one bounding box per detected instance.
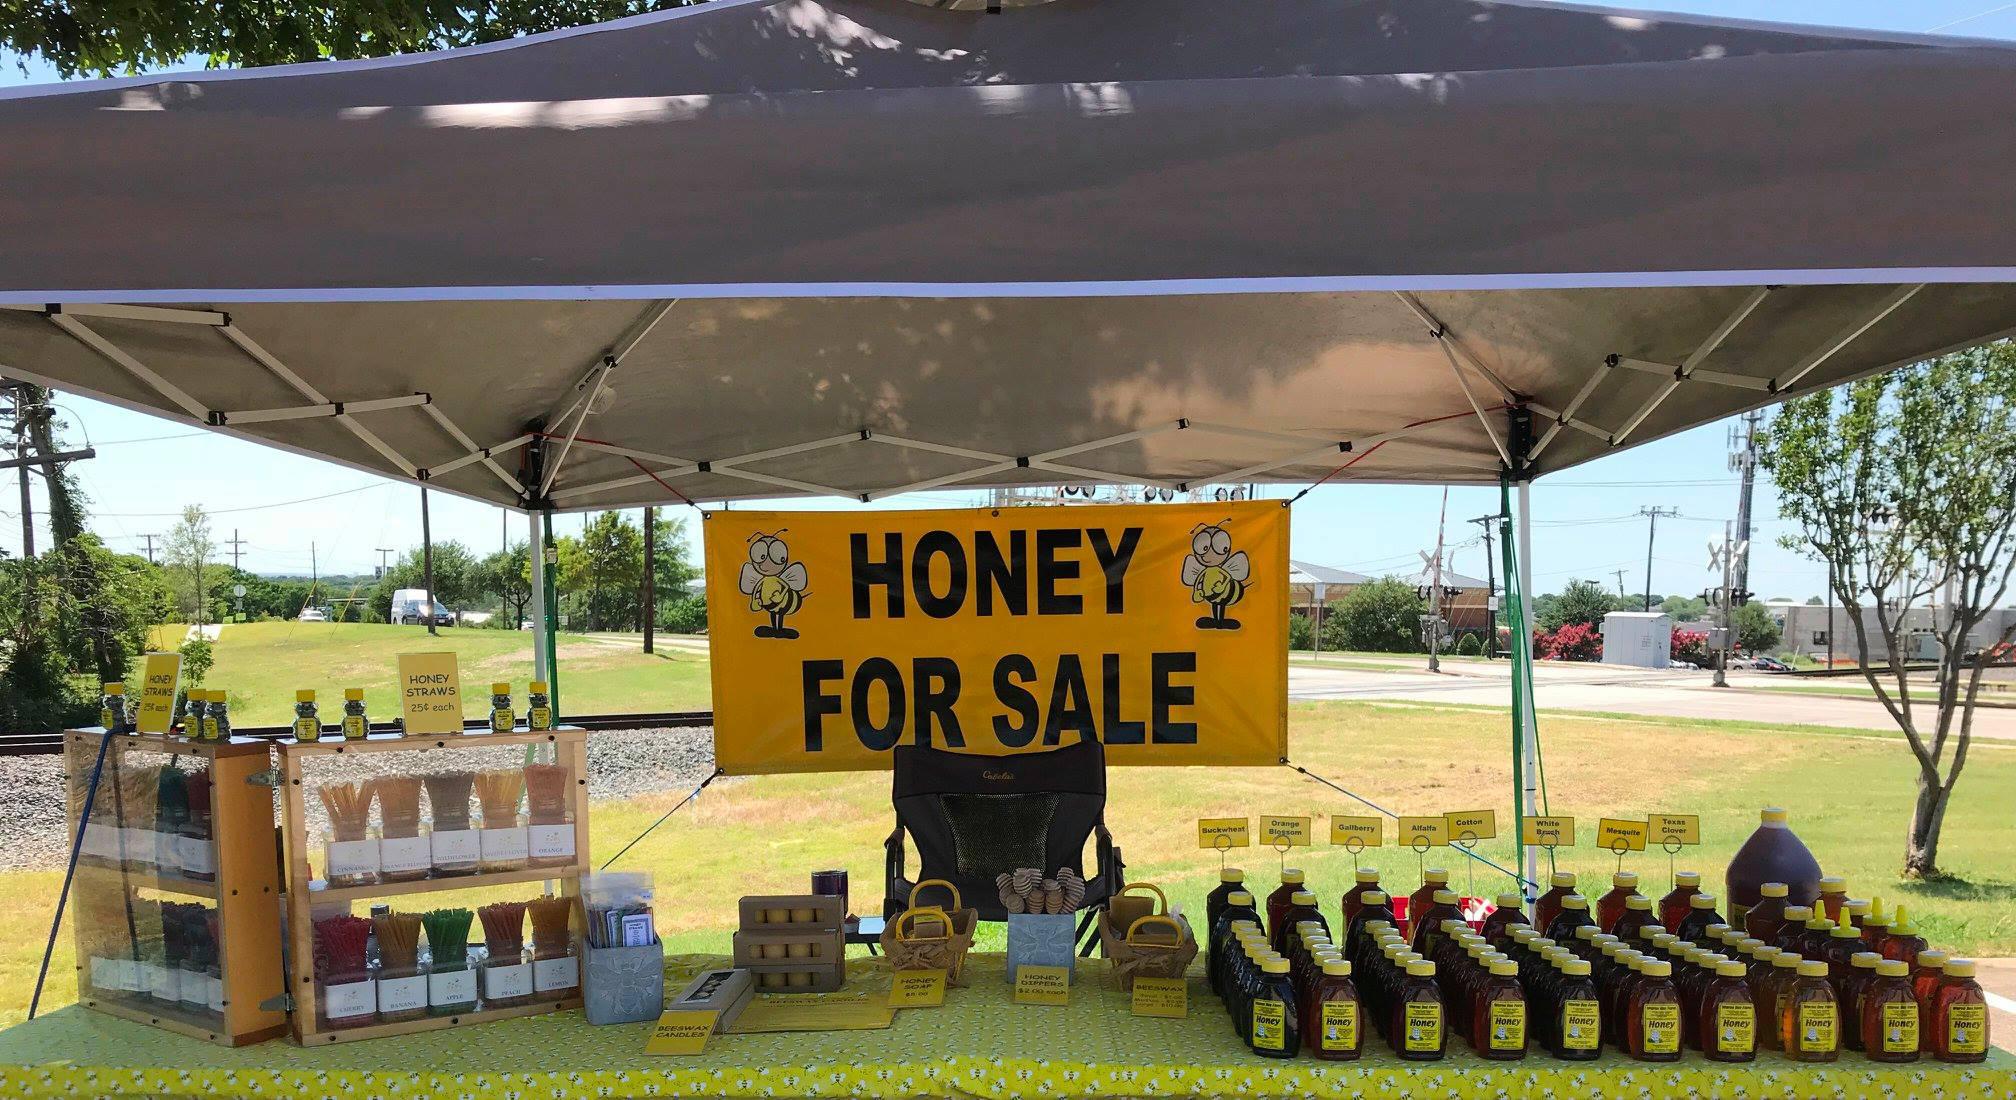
[1979,958,2016,1053]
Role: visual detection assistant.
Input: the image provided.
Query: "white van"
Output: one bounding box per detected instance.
[390,588,434,625]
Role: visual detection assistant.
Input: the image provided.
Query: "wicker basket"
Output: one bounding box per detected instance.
[1099,883,1198,991]
[880,879,977,986]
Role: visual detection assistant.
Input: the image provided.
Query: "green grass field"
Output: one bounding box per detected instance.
[184,621,712,725]
[2,698,2009,1030]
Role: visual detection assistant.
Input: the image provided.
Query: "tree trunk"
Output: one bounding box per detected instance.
[1903,769,1950,878]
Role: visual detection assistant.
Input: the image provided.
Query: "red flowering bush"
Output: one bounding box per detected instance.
[1533,622,1603,661]
[1671,627,1710,666]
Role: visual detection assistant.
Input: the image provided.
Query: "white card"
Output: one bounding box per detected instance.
[378,973,428,1014]
[120,826,153,867]
[206,974,225,1013]
[323,979,377,1019]
[177,967,207,1006]
[431,829,479,866]
[325,838,380,877]
[479,827,528,863]
[427,967,476,1007]
[533,955,579,993]
[481,961,532,1000]
[527,824,575,860]
[144,962,176,1001]
[378,834,430,875]
[177,834,217,876]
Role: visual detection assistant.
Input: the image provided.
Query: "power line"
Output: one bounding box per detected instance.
[1637,506,1679,611]
[1928,1,2016,31]
[92,482,389,518]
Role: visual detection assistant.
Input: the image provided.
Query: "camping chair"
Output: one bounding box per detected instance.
[883,738,1123,955]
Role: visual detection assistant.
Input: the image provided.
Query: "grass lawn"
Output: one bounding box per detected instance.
[187,621,711,726]
[1,699,2010,1030]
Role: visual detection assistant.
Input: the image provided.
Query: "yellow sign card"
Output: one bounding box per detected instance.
[1521,816,1576,847]
[1398,816,1449,848]
[1444,809,1498,843]
[888,969,946,1008]
[1258,815,1312,847]
[1013,965,1071,1006]
[134,652,182,735]
[1597,817,1650,852]
[1330,816,1383,847]
[1131,977,1188,1019]
[397,651,463,735]
[644,1009,718,1055]
[1651,813,1701,845]
[1198,818,1250,849]
[704,501,1290,775]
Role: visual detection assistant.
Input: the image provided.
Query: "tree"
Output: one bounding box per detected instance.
[368,541,479,621]
[480,541,533,627]
[572,511,645,630]
[163,505,217,624]
[648,513,700,628]
[1760,342,2016,878]
[1732,601,1781,655]
[1320,577,1426,653]
[4,1,697,78]
[1539,579,1617,631]
[1659,594,1710,622]
[1287,612,1314,651]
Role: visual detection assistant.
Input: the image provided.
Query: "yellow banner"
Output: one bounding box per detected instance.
[706,502,1289,774]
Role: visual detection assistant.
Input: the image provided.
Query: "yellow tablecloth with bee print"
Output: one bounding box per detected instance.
[0,953,2009,1098]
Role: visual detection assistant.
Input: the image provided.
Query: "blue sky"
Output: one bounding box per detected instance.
[3,0,2011,596]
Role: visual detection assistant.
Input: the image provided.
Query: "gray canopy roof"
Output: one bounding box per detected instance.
[2,0,2013,510]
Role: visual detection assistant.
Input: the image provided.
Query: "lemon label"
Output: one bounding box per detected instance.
[1251,998,1286,1050]
[1403,1001,1442,1052]
[1641,1001,1680,1054]
[1319,1001,1359,1052]
[1561,999,1601,1050]
[1715,1001,1755,1053]
[1488,1000,1526,1050]
[1948,1003,1986,1055]
[1882,1001,1919,1054]
[1798,1001,1837,1053]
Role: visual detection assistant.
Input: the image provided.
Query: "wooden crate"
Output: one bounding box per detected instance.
[278,727,591,1044]
[64,728,289,1047]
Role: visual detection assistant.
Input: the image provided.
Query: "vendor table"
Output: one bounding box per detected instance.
[0,953,2009,1099]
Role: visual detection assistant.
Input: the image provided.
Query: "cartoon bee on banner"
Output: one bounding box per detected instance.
[1182,520,1250,630]
[739,530,809,639]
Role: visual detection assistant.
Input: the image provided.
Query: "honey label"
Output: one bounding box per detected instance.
[200,716,219,740]
[293,716,320,739]
[1319,1001,1359,1052]
[1797,1001,1838,1053]
[529,705,553,730]
[1641,1001,1681,1054]
[1881,1001,1919,1053]
[1561,999,1601,1050]
[1403,1002,1442,1052]
[341,714,367,740]
[491,707,514,733]
[1948,1003,1987,1054]
[1487,1000,1526,1051]
[1715,1001,1755,1054]
[1251,998,1287,1050]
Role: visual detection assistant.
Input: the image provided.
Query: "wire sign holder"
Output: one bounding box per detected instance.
[1197,817,1250,876]
[1443,810,1497,899]
[1597,817,1650,875]
[1520,816,1577,887]
[1258,815,1312,876]
[1397,816,1448,889]
[1651,813,1701,891]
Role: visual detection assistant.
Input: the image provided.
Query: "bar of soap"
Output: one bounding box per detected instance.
[760,943,785,959]
[759,972,785,988]
[909,917,947,939]
[765,908,792,924]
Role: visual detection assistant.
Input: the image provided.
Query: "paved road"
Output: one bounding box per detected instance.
[1287,658,2016,738]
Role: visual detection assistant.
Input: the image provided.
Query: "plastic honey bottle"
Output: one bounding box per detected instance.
[1674,893,1724,946]
[1393,959,1446,1060]
[1658,871,1704,929]
[1627,959,1683,1062]
[1533,872,1577,937]
[1341,869,1380,925]
[1596,871,1642,934]
[1932,959,1989,1064]
[1206,868,1247,939]
[1544,894,1596,942]
[1405,869,1450,942]
[1839,951,1882,1051]
[1308,958,1363,1061]
[1248,957,1300,1058]
[1783,959,1840,1062]
[1552,957,1603,1059]
[1744,882,1792,943]
[1882,906,1927,965]
[1700,958,1756,1062]
[1208,891,1261,997]
[1610,894,1658,946]
[1266,868,1306,950]
[1771,906,1814,951]
[1815,876,1848,922]
[1480,893,1528,947]
[1761,952,1802,1051]
[1412,889,1463,956]
[1725,808,1823,929]
[1471,957,1527,1060]
[1862,958,1920,1063]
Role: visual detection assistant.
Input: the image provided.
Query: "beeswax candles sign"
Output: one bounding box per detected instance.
[706,502,1289,774]
[397,652,464,735]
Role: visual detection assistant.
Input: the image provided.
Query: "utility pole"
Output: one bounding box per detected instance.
[1638,506,1678,611]
[226,528,247,571]
[373,547,394,578]
[1729,410,1764,607]
[1424,487,1450,673]
[1612,568,1629,598]
[1469,514,1499,657]
[641,505,656,654]
[420,489,438,636]
[141,533,159,564]
[1709,523,1742,687]
[5,383,32,558]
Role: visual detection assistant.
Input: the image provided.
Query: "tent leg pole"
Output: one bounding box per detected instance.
[1516,477,1542,892]
[542,511,561,719]
[1500,473,1526,894]
[529,509,551,690]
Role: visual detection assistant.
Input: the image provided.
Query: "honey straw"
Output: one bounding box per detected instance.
[319,781,374,842]
[523,764,569,821]
[478,901,527,953]
[528,895,572,948]
[374,910,423,969]
[372,775,423,834]
[423,770,475,828]
[475,769,524,824]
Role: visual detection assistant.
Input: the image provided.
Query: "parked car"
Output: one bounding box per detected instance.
[390,588,451,626]
[1751,655,1793,672]
[297,607,329,622]
[431,605,457,627]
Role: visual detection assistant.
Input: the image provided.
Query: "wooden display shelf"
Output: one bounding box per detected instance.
[278,728,590,1045]
[77,862,220,900]
[306,862,590,905]
[296,995,584,1045]
[62,728,289,1048]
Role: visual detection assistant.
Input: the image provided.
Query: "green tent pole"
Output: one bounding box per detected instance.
[1499,472,1527,892]
[542,511,561,720]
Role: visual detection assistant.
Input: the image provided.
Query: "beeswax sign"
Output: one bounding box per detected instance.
[706,502,1288,774]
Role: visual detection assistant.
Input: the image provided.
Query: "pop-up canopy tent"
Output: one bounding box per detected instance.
[4,0,2015,880]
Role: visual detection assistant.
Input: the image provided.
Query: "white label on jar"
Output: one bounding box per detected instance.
[119,826,152,866]
[323,979,376,1019]
[428,967,476,1007]
[177,834,217,876]
[206,974,225,1013]
[326,838,380,877]
[154,831,178,869]
[88,956,118,991]
[482,962,533,1000]
[533,955,580,993]
[178,968,207,1006]
[431,829,479,866]
[479,827,528,863]
[527,824,575,860]
[145,963,176,1000]
[379,834,430,874]
[378,974,428,1014]
[81,823,117,861]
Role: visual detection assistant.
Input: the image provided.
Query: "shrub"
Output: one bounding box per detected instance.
[1454,632,1482,656]
[1534,622,1602,661]
[661,594,708,635]
[1321,578,1427,653]
[1671,627,1710,666]
[1288,613,1315,651]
